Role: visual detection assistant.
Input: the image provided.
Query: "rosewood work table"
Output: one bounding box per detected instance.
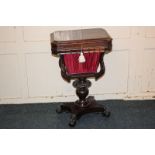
[51,28,112,127]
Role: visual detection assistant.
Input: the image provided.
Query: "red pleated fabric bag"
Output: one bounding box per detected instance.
[63,52,101,75]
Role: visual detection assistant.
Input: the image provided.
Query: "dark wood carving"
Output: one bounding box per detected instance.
[51,28,112,127]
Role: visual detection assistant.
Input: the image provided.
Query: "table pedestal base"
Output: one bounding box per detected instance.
[56,96,110,127]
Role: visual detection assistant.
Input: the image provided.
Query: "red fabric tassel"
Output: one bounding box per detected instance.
[63,52,101,75]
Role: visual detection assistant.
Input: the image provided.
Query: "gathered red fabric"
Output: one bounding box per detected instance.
[63,52,101,75]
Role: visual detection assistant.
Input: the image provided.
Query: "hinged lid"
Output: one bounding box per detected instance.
[51,28,112,55]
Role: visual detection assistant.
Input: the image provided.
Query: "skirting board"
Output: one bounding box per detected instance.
[0,92,155,104]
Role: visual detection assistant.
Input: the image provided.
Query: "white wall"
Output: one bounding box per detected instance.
[0,26,155,104]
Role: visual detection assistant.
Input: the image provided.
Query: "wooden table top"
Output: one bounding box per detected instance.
[51,28,112,55]
[51,28,111,42]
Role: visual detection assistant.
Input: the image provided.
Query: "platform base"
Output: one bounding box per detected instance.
[56,96,111,127]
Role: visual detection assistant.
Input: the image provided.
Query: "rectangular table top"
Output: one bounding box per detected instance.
[51,28,111,42]
[51,28,112,55]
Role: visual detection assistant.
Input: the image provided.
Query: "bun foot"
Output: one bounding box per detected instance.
[102,111,111,117]
[69,114,77,127]
[56,106,63,113]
